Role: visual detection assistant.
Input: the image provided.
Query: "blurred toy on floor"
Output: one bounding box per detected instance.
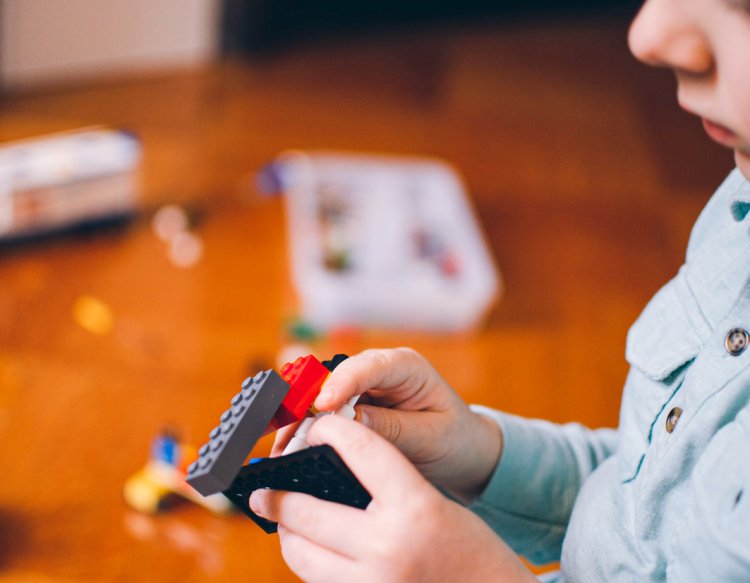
[123,430,233,515]
[72,294,115,336]
[0,128,141,244]
[150,203,204,268]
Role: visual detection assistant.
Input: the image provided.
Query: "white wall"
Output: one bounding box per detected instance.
[0,0,221,88]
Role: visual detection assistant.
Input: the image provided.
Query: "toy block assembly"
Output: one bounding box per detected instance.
[322,353,349,372]
[224,444,372,533]
[187,353,370,533]
[267,355,330,432]
[186,369,290,496]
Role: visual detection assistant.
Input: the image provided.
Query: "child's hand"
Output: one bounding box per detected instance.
[252,415,534,583]
[272,348,502,499]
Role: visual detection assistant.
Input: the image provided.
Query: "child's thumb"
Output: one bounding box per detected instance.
[355,404,404,446]
[354,405,445,467]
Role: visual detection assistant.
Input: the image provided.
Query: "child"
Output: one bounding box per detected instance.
[250,0,750,580]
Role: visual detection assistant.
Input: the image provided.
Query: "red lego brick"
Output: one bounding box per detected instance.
[265,355,330,433]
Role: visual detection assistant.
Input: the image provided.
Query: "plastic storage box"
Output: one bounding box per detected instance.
[272,150,501,331]
[0,128,141,242]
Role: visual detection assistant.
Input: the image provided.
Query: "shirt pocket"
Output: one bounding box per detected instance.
[619,275,706,482]
[665,408,750,581]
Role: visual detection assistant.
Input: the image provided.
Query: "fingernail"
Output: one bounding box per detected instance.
[314,391,331,410]
[357,407,370,428]
[249,491,263,515]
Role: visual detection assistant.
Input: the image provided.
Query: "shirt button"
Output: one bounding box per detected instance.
[666,407,683,433]
[725,328,749,356]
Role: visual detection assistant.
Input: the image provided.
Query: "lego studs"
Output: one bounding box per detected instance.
[186,370,290,496]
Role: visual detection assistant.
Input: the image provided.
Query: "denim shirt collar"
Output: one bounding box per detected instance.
[729,168,750,221]
[627,168,750,380]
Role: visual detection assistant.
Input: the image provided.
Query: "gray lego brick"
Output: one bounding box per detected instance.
[186,369,291,496]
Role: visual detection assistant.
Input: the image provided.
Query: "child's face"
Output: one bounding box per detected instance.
[629,0,750,178]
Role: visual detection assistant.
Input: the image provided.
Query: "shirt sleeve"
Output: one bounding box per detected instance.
[467,405,617,566]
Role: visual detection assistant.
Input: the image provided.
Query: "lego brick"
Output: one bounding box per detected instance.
[186,370,290,496]
[223,444,372,533]
[322,353,349,372]
[268,355,330,431]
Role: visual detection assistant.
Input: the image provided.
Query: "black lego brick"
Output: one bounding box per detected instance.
[321,353,349,372]
[223,444,372,533]
[186,369,291,496]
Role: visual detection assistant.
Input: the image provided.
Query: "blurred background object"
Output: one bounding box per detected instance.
[219,0,641,53]
[0,0,734,580]
[0,0,644,90]
[0,128,141,242]
[276,151,501,331]
[0,0,220,88]
[123,429,234,515]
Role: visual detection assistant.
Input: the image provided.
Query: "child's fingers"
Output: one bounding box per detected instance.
[305,414,430,504]
[249,489,369,558]
[270,421,303,457]
[355,405,445,458]
[277,526,360,583]
[315,348,431,411]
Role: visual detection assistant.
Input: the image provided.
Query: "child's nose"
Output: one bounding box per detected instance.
[628,0,713,75]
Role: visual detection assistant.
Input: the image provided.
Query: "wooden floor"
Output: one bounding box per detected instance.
[0,12,734,582]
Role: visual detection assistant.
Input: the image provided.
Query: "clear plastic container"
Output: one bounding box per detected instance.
[274,150,501,331]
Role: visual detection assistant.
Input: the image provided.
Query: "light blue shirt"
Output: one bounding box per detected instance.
[469,169,750,581]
